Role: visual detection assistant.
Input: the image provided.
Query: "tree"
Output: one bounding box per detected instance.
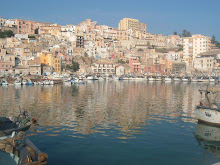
[211,35,216,44]
[173,32,178,35]
[0,30,14,38]
[137,48,144,51]
[182,29,191,37]
[28,35,36,39]
[72,61,80,72]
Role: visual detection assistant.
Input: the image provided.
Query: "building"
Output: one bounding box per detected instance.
[91,62,116,74]
[76,36,84,48]
[118,18,146,33]
[129,58,141,74]
[183,34,211,64]
[193,49,220,72]
[40,52,61,74]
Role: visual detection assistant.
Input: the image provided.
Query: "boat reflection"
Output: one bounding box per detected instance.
[194,122,220,156]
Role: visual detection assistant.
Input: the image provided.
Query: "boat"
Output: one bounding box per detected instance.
[148,76,155,81]
[49,80,54,85]
[209,77,216,82]
[195,85,220,126]
[0,132,48,165]
[198,77,209,82]
[181,77,189,82]
[173,77,181,82]
[0,111,35,140]
[27,80,34,85]
[14,80,21,86]
[43,80,50,85]
[191,77,198,82]
[21,79,28,85]
[164,77,172,82]
[84,75,94,80]
[155,76,162,81]
[1,79,8,86]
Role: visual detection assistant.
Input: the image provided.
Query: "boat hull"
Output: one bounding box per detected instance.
[196,106,220,126]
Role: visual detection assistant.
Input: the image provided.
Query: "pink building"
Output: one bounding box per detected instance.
[62,54,73,65]
[129,58,141,75]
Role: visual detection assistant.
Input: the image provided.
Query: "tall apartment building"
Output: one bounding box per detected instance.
[118,18,146,33]
[76,36,84,48]
[183,34,211,61]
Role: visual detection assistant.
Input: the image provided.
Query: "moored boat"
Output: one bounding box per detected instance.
[148,76,155,81]
[164,77,172,82]
[196,85,220,126]
[173,77,180,82]
[0,111,35,140]
[1,79,8,86]
[14,80,21,86]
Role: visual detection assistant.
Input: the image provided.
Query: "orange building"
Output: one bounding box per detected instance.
[40,52,61,74]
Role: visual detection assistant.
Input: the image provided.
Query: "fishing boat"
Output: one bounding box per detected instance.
[49,80,54,85]
[1,79,8,86]
[0,111,35,140]
[209,77,216,82]
[164,77,172,82]
[198,77,209,82]
[14,80,21,86]
[196,85,220,126]
[173,77,181,82]
[27,80,34,85]
[148,76,155,81]
[155,76,162,81]
[182,77,190,82]
[0,131,48,165]
[21,79,28,85]
[191,77,198,82]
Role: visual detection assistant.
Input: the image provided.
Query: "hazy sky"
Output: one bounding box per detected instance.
[1,0,220,40]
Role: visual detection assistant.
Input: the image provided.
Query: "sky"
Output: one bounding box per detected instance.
[1,0,220,40]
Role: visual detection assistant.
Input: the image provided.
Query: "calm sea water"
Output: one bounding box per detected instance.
[0,81,220,165]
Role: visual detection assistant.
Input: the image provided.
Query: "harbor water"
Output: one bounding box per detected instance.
[0,81,220,165]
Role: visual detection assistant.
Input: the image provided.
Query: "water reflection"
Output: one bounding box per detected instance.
[194,123,220,163]
[0,82,205,139]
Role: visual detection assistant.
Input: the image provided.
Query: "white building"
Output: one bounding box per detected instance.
[116,66,125,76]
[183,34,211,64]
[91,63,116,74]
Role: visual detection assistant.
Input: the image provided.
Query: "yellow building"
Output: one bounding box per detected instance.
[118,18,146,33]
[40,52,61,74]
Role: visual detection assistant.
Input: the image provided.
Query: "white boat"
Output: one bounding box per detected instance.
[44,80,50,85]
[209,77,216,82]
[173,77,180,81]
[148,77,155,81]
[49,80,54,85]
[98,77,105,81]
[1,79,8,85]
[182,77,189,82]
[191,77,198,82]
[84,75,94,80]
[53,75,63,80]
[14,80,21,86]
[155,77,162,81]
[164,77,172,82]
[196,85,220,126]
[21,79,28,85]
[198,77,209,82]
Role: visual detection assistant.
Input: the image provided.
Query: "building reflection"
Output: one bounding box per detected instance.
[0,81,203,138]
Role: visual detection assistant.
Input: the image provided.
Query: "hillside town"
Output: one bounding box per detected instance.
[0,16,220,80]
